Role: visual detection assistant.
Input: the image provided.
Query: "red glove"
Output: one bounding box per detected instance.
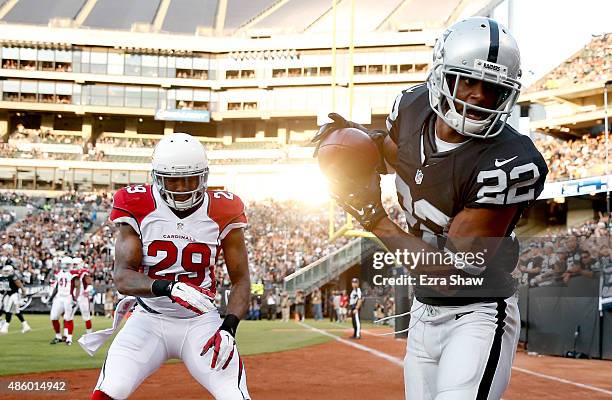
[169,282,216,315]
[200,314,240,370]
[152,280,216,315]
[201,329,235,370]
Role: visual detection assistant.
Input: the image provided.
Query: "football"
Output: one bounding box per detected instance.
[316,128,381,187]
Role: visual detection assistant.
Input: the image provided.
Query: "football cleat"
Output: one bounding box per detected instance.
[50,338,62,344]
[21,322,31,333]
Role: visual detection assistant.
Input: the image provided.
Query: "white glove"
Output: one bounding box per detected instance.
[169,282,216,315]
[200,329,236,370]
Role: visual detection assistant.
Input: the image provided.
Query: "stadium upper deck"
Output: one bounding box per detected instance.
[519,33,611,137]
[0,0,498,143]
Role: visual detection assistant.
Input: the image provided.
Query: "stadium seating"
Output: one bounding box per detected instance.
[1,127,607,182]
[526,33,611,92]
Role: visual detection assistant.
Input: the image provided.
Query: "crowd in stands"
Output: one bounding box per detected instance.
[518,214,610,287]
[95,136,158,148]
[11,125,83,145]
[529,33,611,92]
[0,193,357,311]
[534,133,608,181]
[215,199,351,289]
[1,125,608,182]
[0,188,608,327]
[2,59,72,72]
[0,204,99,287]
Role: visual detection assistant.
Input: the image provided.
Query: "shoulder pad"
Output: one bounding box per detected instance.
[109,184,156,235]
[207,190,248,240]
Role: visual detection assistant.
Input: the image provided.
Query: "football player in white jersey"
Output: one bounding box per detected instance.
[91,133,251,400]
[74,257,94,334]
[48,256,80,345]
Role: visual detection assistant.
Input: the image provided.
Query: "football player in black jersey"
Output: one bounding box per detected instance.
[314,17,547,400]
[0,265,31,334]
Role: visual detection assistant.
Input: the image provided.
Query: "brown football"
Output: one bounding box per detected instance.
[316,127,381,187]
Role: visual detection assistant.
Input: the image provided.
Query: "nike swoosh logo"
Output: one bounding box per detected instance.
[455,311,474,320]
[354,208,365,216]
[494,156,518,167]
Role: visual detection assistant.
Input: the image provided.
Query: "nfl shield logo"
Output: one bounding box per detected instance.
[415,169,424,185]
[177,222,184,230]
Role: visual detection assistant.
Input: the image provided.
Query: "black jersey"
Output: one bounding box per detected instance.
[386,84,548,305]
[0,274,20,295]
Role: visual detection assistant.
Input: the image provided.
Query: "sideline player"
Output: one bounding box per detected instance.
[314,17,547,399]
[0,265,31,333]
[91,133,251,400]
[48,257,80,345]
[74,257,94,334]
[349,278,363,339]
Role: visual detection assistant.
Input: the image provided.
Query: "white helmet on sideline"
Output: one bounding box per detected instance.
[60,256,72,271]
[151,132,209,211]
[72,257,84,269]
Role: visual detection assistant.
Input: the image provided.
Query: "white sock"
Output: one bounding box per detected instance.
[86,328,92,334]
[63,328,68,337]
[67,334,73,342]
[56,333,62,339]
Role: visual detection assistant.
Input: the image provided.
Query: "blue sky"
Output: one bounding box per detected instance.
[492,0,611,85]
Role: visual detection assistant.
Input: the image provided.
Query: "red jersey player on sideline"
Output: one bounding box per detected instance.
[48,256,80,345]
[73,257,94,334]
[90,133,251,400]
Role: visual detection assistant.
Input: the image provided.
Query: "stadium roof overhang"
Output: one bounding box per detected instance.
[519,80,609,105]
[519,80,611,136]
[0,23,437,53]
[529,108,607,136]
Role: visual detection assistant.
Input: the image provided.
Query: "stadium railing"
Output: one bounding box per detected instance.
[283,238,362,296]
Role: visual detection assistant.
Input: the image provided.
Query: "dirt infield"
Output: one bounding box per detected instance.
[3,327,612,399]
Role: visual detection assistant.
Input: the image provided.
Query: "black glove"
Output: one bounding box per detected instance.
[312,113,388,174]
[330,173,387,232]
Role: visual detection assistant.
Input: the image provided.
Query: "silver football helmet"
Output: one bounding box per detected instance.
[427,17,522,138]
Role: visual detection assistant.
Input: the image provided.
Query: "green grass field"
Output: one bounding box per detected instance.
[0,314,382,376]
